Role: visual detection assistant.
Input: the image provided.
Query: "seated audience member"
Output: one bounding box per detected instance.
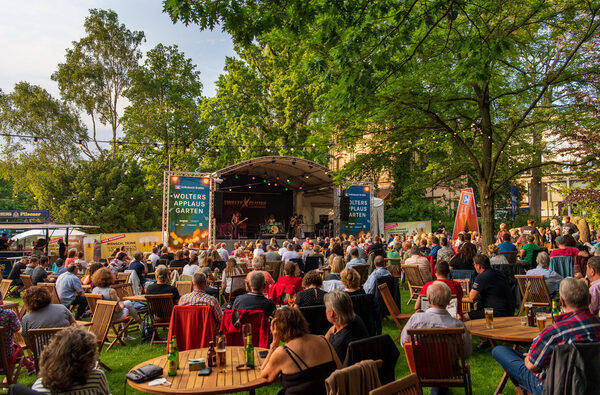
[264,244,282,262]
[587,256,600,315]
[148,246,161,269]
[159,245,174,262]
[32,256,54,285]
[32,326,110,393]
[277,261,303,292]
[8,257,27,286]
[82,262,103,288]
[169,249,187,268]
[74,252,87,275]
[128,251,147,285]
[437,237,454,264]
[282,244,300,264]
[519,235,541,266]
[465,254,512,320]
[295,270,326,307]
[53,258,67,276]
[401,281,472,395]
[345,248,366,269]
[493,278,600,395]
[340,268,365,296]
[233,271,276,317]
[217,243,229,262]
[415,261,463,318]
[488,244,509,265]
[387,243,402,259]
[24,257,39,276]
[254,243,265,258]
[301,243,314,263]
[21,286,75,336]
[260,307,341,394]
[246,256,275,292]
[325,256,345,281]
[179,272,223,324]
[419,238,431,255]
[405,245,433,282]
[182,253,200,276]
[429,236,441,259]
[92,268,142,341]
[56,264,88,320]
[449,242,477,271]
[324,290,369,362]
[198,256,214,278]
[221,258,244,297]
[526,252,563,294]
[146,265,180,303]
[363,256,391,294]
[549,235,580,257]
[498,232,518,253]
[0,294,33,372]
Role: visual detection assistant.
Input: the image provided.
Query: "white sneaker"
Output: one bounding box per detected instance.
[122,335,136,342]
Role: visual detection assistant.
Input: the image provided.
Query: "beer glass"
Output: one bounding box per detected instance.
[215,334,227,373]
[242,323,252,348]
[524,302,533,316]
[536,313,547,331]
[484,308,494,329]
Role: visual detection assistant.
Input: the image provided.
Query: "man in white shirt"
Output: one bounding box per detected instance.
[278,241,289,256]
[217,243,229,261]
[148,246,160,269]
[282,245,301,263]
[253,243,265,257]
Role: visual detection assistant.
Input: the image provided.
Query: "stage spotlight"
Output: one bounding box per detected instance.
[275,183,278,186]
[202,178,210,185]
[304,174,309,179]
[299,186,303,190]
[235,175,239,179]
[252,176,255,180]
[249,185,252,189]
[263,179,266,183]
[276,176,280,180]
[285,187,288,191]
[286,179,290,183]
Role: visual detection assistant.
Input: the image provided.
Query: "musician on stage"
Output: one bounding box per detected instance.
[267,214,276,225]
[288,214,298,238]
[231,211,241,240]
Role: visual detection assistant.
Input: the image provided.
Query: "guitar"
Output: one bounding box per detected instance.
[232,217,248,228]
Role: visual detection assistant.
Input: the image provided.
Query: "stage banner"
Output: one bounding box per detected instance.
[169,176,210,248]
[99,232,162,259]
[385,221,432,239]
[452,188,479,240]
[341,186,371,237]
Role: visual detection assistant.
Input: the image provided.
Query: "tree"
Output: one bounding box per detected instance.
[165,0,600,245]
[121,43,206,186]
[52,8,145,153]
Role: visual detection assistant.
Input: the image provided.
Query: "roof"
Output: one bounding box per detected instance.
[0,223,99,230]
[213,156,334,196]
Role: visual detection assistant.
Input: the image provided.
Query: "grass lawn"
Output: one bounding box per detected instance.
[9,289,522,394]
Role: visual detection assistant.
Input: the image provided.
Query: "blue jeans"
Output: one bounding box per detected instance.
[492,346,544,395]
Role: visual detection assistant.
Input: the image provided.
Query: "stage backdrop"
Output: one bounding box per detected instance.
[169,176,210,248]
[341,185,371,237]
[385,221,432,239]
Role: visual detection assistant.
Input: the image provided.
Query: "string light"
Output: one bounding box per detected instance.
[33,137,38,144]
[153,143,159,151]
[118,141,123,149]
[78,140,83,148]
[185,145,191,152]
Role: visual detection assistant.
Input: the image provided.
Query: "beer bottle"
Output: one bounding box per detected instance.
[167,340,177,377]
[172,335,179,369]
[527,305,535,327]
[245,332,254,367]
[207,340,217,367]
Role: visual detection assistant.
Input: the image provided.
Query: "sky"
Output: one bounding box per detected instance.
[0,0,236,141]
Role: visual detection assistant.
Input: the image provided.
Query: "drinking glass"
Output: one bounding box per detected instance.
[536,313,547,331]
[242,323,252,347]
[215,334,227,373]
[484,307,494,329]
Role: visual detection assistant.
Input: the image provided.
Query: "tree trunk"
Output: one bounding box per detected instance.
[479,183,495,247]
[529,167,542,218]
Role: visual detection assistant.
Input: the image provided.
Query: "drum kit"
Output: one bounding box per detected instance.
[261,222,283,235]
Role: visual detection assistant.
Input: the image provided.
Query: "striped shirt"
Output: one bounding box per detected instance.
[529,309,600,380]
[178,290,223,323]
[32,369,110,394]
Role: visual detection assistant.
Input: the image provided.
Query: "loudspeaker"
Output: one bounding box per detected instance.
[214,191,223,220]
[340,194,350,221]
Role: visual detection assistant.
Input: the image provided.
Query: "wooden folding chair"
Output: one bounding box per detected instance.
[23,327,63,373]
[88,300,116,371]
[38,283,61,304]
[455,279,472,314]
[117,272,132,283]
[515,275,551,315]
[236,263,250,274]
[369,373,423,395]
[85,293,131,351]
[145,294,174,345]
[85,293,103,315]
[227,274,248,303]
[265,261,282,282]
[402,265,427,304]
[175,281,193,296]
[20,275,33,290]
[0,280,15,300]
[378,283,412,344]
[0,326,27,388]
[353,264,370,285]
[407,328,472,395]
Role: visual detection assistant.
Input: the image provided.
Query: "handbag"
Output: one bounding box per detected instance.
[126,364,163,383]
[140,315,154,344]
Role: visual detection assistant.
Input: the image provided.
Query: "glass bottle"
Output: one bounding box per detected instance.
[167,340,177,377]
[172,335,179,369]
[207,340,217,367]
[245,332,254,367]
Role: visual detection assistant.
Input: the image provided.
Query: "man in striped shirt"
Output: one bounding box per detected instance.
[492,278,600,395]
[179,272,223,323]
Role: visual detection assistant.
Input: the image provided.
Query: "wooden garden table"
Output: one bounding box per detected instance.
[127,346,269,394]
[468,316,542,394]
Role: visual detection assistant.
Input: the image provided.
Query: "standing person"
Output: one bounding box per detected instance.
[465,255,512,321]
[0,233,12,250]
[561,215,578,236]
[520,219,542,245]
[56,264,88,320]
[8,257,27,287]
[57,238,67,260]
[492,278,600,395]
[586,256,600,315]
[231,211,242,240]
[436,220,446,234]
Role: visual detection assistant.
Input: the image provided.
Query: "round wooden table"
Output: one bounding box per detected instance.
[127,346,269,395]
[467,316,542,344]
[467,316,543,395]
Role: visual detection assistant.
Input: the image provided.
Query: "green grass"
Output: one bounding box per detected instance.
[8,290,521,394]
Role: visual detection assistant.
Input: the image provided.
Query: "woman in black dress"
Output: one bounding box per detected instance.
[295,270,326,307]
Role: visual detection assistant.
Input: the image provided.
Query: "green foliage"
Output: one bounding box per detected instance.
[52,8,145,152]
[122,43,206,186]
[385,198,452,224]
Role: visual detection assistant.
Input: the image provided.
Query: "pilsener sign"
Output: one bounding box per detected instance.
[0,210,50,219]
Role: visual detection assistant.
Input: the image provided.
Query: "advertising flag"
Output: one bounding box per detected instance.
[452,188,479,240]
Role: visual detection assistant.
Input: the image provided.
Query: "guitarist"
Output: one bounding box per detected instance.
[231,211,248,240]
